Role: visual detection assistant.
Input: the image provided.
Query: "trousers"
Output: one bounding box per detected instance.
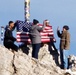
[60,49,69,69]
[4,41,18,51]
[32,43,41,59]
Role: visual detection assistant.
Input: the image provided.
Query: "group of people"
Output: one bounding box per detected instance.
[3,19,70,70]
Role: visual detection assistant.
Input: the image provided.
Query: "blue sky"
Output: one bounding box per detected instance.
[0,0,76,55]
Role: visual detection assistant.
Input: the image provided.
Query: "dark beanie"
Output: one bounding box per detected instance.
[33,19,39,25]
[63,25,69,30]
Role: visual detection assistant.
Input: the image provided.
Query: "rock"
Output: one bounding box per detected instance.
[0,45,65,75]
[0,46,14,75]
[68,55,76,72]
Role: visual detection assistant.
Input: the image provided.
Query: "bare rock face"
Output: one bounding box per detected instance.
[0,45,65,75]
[0,46,14,75]
[68,55,76,72]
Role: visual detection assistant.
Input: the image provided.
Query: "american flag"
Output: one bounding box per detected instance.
[16,20,55,44]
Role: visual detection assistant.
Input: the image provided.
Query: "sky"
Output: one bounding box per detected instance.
[0,0,76,55]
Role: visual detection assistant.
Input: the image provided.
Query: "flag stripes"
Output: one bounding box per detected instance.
[16,20,55,44]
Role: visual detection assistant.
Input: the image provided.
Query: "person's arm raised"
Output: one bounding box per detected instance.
[37,20,46,31]
[57,26,61,38]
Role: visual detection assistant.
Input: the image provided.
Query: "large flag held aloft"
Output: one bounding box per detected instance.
[16,20,55,44]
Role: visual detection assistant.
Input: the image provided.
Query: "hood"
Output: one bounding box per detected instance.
[30,25,37,30]
[5,25,15,31]
[5,25,9,30]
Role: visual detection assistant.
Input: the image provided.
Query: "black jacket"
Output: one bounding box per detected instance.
[4,26,16,44]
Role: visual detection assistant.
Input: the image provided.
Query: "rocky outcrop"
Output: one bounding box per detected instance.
[0,46,14,75]
[67,55,76,74]
[0,45,71,75]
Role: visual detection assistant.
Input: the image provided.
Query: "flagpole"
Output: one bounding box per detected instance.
[1,26,4,45]
[24,0,30,22]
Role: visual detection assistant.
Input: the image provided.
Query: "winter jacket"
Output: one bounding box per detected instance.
[29,25,45,44]
[3,26,16,46]
[57,30,70,50]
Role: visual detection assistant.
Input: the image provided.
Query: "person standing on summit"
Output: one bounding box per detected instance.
[57,25,70,69]
[45,20,58,55]
[29,19,46,59]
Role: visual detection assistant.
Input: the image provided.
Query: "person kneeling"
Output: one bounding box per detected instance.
[3,21,18,52]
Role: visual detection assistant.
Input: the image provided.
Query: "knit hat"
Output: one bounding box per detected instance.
[33,19,39,25]
[63,25,69,30]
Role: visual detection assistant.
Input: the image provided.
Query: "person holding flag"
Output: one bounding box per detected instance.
[3,21,18,52]
[29,19,46,59]
[45,20,58,55]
